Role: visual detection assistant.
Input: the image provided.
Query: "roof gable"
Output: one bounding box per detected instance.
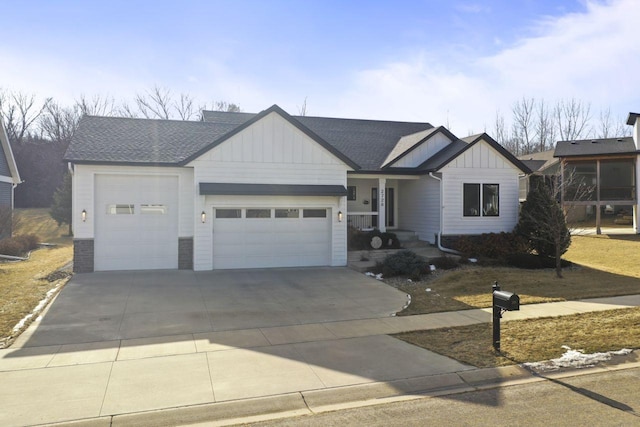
[188,109,356,168]
[0,119,20,183]
[382,127,456,168]
[185,105,359,169]
[426,133,531,173]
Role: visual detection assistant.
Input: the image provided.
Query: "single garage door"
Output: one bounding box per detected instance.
[212,207,331,269]
[94,175,179,271]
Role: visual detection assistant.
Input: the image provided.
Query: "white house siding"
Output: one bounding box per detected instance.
[72,164,194,240]
[392,132,452,168]
[440,140,521,235]
[188,112,350,270]
[397,175,440,243]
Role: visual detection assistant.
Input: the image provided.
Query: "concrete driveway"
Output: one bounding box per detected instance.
[16,267,408,348]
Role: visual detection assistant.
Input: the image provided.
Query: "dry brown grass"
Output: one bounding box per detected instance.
[564,234,640,279]
[389,234,640,316]
[13,208,72,245]
[395,307,640,368]
[0,209,73,342]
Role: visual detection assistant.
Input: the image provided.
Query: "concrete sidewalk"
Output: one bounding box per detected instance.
[1,295,639,426]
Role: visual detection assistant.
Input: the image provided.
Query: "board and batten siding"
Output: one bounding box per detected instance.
[72,164,194,240]
[440,140,521,235]
[188,111,350,271]
[392,132,452,168]
[397,175,440,243]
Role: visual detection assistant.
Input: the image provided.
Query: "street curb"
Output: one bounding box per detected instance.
[44,359,638,427]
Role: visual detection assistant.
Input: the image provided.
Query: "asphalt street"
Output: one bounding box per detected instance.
[244,367,640,427]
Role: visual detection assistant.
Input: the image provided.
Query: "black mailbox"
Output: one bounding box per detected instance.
[493,290,520,311]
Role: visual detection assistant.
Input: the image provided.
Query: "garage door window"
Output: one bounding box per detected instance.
[303,209,327,218]
[275,209,299,218]
[140,204,167,215]
[107,204,134,215]
[216,209,242,219]
[246,209,271,218]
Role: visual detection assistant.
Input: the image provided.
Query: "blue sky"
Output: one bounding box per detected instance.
[2,0,639,136]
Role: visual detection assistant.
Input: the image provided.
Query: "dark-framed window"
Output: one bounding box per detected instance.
[463,184,480,217]
[216,209,241,219]
[463,184,499,217]
[347,186,357,201]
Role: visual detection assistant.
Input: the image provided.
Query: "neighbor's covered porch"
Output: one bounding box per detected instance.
[561,157,639,234]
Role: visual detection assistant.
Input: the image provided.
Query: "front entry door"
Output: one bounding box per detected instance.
[371,187,394,228]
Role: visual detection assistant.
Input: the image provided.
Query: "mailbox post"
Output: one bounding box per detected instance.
[492,281,520,352]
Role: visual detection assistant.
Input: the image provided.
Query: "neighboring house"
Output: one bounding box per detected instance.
[517,150,560,202]
[0,119,21,238]
[554,112,640,233]
[64,105,531,273]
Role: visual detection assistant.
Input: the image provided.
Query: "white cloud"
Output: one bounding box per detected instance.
[333,0,640,136]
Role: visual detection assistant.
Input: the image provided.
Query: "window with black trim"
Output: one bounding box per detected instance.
[347,186,357,201]
[463,184,499,217]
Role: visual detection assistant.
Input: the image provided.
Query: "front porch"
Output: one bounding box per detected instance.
[346,174,434,234]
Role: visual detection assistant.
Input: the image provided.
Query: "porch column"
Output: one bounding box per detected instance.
[378,178,386,232]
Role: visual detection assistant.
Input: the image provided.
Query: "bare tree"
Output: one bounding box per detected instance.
[0,89,47,143]
[174,93,198,120]
[494,109,520,155]
[596,107,630,138]
[40,100,81,143]
[554,98,591,141]
[76,94,117,117]
[512,97,536,155]
[297,97,308,116]
[210,101,241,112]
[535,100,555,152]
[135,85,173,119]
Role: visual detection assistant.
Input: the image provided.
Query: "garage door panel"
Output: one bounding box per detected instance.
[94,175,179,271]
[212,207,331,269]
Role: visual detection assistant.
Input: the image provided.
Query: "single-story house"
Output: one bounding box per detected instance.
[554,112,640,233]
[65,105,531,272]
[0,119,21,238]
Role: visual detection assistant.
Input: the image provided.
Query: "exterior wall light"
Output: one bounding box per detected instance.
[81,209,87,222]
[338,211,343,222]
[201,211,206,223]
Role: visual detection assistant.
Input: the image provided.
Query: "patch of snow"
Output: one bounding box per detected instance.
[425,288,432,292]
[429,265,436,271]
[523,346,634,371]
[469,258,478,263]
[407,278,412,283]
[12,283,62,333]
[365,272,383,280]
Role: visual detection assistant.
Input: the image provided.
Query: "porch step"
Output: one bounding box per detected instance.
[392,230,418,242]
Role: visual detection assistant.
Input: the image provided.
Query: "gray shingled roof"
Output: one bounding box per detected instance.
[65,116,239,164]
[296,116,433,170]
[554,137,637,157]
[67,109,435,170]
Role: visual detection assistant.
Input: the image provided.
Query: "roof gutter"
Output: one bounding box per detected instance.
[428,172,462,256]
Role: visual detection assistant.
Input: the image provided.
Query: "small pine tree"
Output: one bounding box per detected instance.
[50,172,72,236]
[516,175,571,278]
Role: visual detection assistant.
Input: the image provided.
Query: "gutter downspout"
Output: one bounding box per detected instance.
[429,172,462,255]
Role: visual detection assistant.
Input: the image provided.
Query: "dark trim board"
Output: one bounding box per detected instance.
[199,183,348,196]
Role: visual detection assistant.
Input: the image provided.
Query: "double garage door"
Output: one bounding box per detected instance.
[212,207,331,269]
[94,175,179,271]
[93,174,332,270]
